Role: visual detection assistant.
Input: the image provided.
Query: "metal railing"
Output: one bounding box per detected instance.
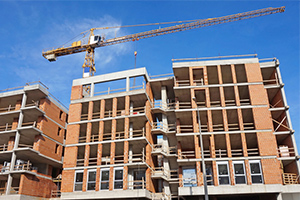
[151,167,178,180]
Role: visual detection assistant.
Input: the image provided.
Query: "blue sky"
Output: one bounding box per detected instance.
[0,1,299,149]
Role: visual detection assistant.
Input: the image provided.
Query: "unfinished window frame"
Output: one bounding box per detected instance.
[249,160,264,184]
[100,168,110,190]
[216,161,230,185]
[74,170,84,191]
[87,169,97,191]
[113,167,123,190]
[232,160,247,184]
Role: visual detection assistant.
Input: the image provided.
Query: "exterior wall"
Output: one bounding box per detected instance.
[19,174,57,198]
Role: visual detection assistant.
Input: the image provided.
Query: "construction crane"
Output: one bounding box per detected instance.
[42,6,285,78]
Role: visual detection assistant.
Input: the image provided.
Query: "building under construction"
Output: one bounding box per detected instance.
[0,82,68,199]
[59,55,300,200]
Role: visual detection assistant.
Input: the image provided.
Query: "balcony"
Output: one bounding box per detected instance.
[152,145,177,157]
[78,129,145,143]
[76,151,146,167]
[151,167,178,181]
[152,122,176,134]
[81,106,146,121]
[176,125,208,135]
[0,123,14,132]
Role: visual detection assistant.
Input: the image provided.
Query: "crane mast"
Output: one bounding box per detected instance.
[42,6,285,77]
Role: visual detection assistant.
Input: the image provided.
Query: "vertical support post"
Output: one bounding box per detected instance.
[6,92,27,195]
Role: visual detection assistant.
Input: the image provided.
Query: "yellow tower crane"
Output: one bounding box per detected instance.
[42,6,285,78]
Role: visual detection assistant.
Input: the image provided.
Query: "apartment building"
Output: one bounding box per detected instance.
[62,55,299,200]
[0,82,68,199]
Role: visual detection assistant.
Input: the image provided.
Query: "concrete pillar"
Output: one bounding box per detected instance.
[162,114,168,131]
[161,86,167,109]
[90,82,95,97]
[129,123,133,138]
[128,169,134,189]
[6,92,27,195]
[126,77,130,92]
[163,181,170,196]
[129,145,133,163]
[130,101,133,115]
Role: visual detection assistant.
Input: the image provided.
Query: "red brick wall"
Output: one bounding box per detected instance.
[63,147,77,168]
[40,98,67,126]
[71,85,83,101]
[261,158,282,184]
[68,103,82,123]
[66,124,80,145]
[248,85,269,105]
[35,135,62,161]
[61,169,75,192]
[253,107,273,130]
[19,174,57,198]
[40,116,64,144]
[245,63,263,82]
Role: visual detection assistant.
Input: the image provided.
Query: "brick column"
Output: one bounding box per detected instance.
[123,96,130,189]
[178,167,183,187]
[7,136,15,151]
[212,161,218,186]
[82,168,88,191]
[244,159,252,185]
[15,100,22,110]
[177,141,182,159]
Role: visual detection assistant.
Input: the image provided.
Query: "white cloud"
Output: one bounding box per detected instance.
[11,14,133,104]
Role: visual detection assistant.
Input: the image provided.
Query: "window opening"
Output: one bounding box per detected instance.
[87,170,96,191]
[114,167,123,189]
[233,161,246,184]
[74,171,84,191]
[249,160,263,184]
[217,161,230,185]
[182,168,197,187]
[100,169,110,190]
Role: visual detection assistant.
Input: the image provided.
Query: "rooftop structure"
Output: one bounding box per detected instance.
[61,55,300,200]
[0,82,68,199]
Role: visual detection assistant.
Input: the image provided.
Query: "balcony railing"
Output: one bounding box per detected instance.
[128,178,146,189]
[21,121,39,129]
[94,84,145,96]
[263,78,279,86]
[78,129,145,143]
[25,101,39,108]
[152,145,177,156]
[151,167,178,180]
[176,125,208,134]
[247,148,259,156]
[77,151,146,166]
[0,123,13,132]
[0,105,17,113]
[152,122,176,132]
[81,107,146,120]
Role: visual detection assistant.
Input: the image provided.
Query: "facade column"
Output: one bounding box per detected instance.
[6,92,27,195]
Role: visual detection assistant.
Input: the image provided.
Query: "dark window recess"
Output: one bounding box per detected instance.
[55,144,59,154]
[59,111,63,120]
[57,127,61,136]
